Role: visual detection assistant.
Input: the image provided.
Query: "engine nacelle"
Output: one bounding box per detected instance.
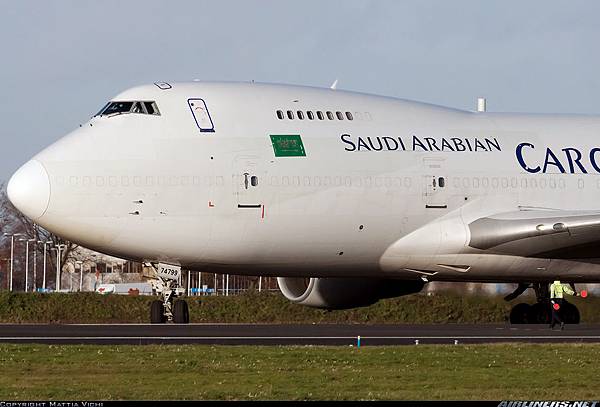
[276,277,424,309]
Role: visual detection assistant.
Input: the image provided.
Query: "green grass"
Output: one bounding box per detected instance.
[0,343,598,400]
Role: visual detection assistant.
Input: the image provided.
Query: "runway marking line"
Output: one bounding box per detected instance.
[0,336,598,340]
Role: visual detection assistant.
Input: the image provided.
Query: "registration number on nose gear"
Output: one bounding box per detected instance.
[157,263,181,281]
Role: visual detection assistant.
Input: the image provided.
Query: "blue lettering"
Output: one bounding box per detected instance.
[516,142,541,173]
[398,137,406,150]
[382,137,399,151]
[451,138,466,152]
[542,148,566,173]
[465,138,473,151]
[590,148,600,173]
[485,138,501,152]
[562,148,587,174]
[474,139,488,151]
[424,137,440,151]
[357,137,371,151]
[341,134,356,151]
[440,138,455,151]
[367,137,383,151]
[412,136,427,151]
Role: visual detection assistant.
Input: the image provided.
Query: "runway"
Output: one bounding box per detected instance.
[2,323,600,345]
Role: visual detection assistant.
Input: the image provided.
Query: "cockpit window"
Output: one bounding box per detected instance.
[95,101,161,117]
[100,101,133,116]
[144,101,159,115]
[131,102,143,113]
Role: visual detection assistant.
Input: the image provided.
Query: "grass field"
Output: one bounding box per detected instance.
[0,343,599,400]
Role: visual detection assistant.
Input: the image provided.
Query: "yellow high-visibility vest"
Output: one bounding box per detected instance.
[550,281,574,299]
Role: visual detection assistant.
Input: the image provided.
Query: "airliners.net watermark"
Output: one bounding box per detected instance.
[499,402,599,407]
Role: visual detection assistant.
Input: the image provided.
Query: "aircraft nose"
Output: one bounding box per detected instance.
[7,159,50,220]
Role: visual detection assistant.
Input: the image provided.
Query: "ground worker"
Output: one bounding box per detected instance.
[549,280,579,330]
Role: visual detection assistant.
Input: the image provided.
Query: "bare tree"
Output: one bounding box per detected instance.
[0,185,78,290]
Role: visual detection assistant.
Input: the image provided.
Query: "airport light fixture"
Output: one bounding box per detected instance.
[27,238,36,292]
[32,239,38,292]
[3,233,24,291]
[52,244,67,292]
[18,238,36,292]
[187,269,191,296]
[39,241,52,290]
[76,260,83,292]
[17,238,27,292]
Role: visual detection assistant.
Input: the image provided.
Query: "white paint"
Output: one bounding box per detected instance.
[8,81,600,289]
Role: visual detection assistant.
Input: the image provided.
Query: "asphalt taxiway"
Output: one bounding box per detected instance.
[1,323,600,345]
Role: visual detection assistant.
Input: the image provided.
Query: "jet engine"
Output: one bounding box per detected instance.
[276,277,425,309]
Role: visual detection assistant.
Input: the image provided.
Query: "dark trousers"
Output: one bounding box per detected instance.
[551,299,563,327]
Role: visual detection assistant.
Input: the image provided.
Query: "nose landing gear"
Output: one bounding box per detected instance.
[147,263,189,324]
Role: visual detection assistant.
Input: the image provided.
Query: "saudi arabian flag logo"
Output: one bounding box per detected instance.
[270,135,306,157]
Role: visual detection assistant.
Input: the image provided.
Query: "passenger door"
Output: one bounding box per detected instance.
[235,155,264,210]
[422,157,447,209]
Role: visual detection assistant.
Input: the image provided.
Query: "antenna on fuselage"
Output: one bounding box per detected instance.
[330,79,338,90]
[477,97,487,112]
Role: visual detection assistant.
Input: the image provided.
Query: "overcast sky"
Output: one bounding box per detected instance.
[1,0,599,180]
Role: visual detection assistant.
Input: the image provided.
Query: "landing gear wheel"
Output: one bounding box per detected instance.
[173,299,190,324]
[150,300,166,324]
[528,302,551,324]
[510,303,531,324]
[561,301,580,324]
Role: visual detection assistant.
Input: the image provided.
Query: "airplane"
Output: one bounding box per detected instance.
[7,80,600,324]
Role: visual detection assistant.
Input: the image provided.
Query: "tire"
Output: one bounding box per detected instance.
[150,300,165,324]
[561,301,580,324]
[528,302,551,324]
[173,299,190,324]
[510,303,531,324]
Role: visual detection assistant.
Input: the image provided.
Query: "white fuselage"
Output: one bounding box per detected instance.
[9,82,600,283]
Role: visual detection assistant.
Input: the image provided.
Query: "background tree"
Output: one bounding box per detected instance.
[0,184,77,290]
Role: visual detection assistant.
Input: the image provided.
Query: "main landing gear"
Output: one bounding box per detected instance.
[148,268,189,324]
[507,282,580,324]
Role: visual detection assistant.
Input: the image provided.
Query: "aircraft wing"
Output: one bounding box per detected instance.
[468,209,600,258]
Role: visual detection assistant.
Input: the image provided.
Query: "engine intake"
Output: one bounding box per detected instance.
[277,277,424,309]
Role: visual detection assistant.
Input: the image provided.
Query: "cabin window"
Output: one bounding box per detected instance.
[297,111,305,120]
[276,110,284,120]
[326,111,334,120]
[336,111,344,120]
[317,111,324,120]
[250,176,259,187]
[438,177,445,188]
[287,110,295,120]
[346,112,353,120]
[307,111,314,120]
